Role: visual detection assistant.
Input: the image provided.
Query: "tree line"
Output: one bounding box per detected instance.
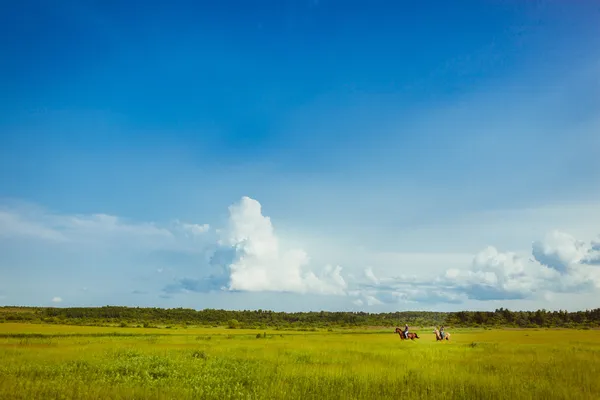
[1,306,599,329]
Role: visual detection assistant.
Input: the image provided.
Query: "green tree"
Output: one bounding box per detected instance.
[228,319,240,329]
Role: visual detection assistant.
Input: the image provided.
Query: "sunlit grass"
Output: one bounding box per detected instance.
[0,323,599,399]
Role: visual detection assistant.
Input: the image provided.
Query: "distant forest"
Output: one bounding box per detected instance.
[1,306,599,329]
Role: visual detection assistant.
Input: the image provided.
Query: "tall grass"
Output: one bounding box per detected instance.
[0,323,598,399]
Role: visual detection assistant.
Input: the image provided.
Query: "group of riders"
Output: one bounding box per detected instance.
[400,324,446,340]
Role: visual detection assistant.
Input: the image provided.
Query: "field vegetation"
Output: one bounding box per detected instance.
[1,320,599,399]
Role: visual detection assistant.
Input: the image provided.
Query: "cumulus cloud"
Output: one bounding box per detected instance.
[531,231,600,291]
[588,239,600,265]
[214,196,347,295]
[440,246,556,300]
[51,297,62,303]
[357,230,600,306]
[352,266,464,306]
[3,197,599,308]
[534,230,600,267]
[532,230,590,273]
[162,197,348,296]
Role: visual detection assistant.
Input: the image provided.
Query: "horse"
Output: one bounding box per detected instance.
[433,328,450,341]
[395,327,419,340]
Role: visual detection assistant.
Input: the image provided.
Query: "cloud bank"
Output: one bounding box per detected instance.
[1,196,599,309]
[355,231,600,306]
[162,196,600,307]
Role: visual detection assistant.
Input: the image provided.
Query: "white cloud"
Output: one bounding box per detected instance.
[157,197,600,307]
[364,294,383,306]
[441,246,557,300]
[531,230,600,292]
[364,267,380,285]
[215,196,347,295]
[0,210,66,241]
[173,220,210,236]
[0,207,172,242]
[3,196,600,310]
[356,230,600,306]
[65,213,172,237]
[532,230,599,271]
[352,299,364,306]
[51,297,62,303]
[0,204,210,253]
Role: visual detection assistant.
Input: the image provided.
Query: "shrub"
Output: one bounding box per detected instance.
[227,319,240,329]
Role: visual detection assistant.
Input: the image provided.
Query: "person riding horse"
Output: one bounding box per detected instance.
[395,325,419,340]
[433,326,450,341]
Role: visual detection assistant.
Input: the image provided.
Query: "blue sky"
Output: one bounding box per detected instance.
[1,1,599,312]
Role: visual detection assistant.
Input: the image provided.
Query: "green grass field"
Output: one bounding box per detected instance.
[1,323,599,399]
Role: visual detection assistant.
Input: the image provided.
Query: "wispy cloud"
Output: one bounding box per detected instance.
[0,203,209,253]
[0,210,67,241]
[172,221,210,236]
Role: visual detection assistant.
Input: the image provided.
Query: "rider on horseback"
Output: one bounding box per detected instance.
[404,324,409,339]
[439,325,445,339]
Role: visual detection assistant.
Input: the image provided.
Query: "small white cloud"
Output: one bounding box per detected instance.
[51,297,62,303]
[364,295,383,306]
[66,213,174,241]
[173,220,210,236]
[364,267,380,285]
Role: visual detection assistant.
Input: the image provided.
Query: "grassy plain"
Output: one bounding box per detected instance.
[0,323,599,399]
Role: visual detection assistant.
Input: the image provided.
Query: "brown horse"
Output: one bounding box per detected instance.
[395,327,419,340]
[433,328,450,341]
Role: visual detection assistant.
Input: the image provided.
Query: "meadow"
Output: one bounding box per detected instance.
[0,323,599,399]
